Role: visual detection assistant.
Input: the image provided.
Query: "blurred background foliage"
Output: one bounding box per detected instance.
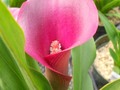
[1,0,26,7]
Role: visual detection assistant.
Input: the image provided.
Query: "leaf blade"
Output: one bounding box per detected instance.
[72,38,96,90]
[0,38,29,90]
[100,79,120,90]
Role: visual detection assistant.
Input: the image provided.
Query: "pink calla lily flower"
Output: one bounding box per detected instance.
[10,0,98,90]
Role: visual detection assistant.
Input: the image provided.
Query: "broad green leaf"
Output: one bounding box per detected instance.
[0,1,26,64]
[100,79,120,90]
[83,74,93,90]
[0,2,34,88]
[72,38,96,90]
[0,1,33,88]
[0,2,52,90]
[2,0,26,7]
[26,53,41,72]
[0,38,29,90]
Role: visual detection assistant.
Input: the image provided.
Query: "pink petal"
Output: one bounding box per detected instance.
[9,8,20,20]
[17,0,98,58]
[45,50,71,75]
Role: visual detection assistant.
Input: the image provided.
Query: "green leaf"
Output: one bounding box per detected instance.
[72,38,96,90]
[83,74,94,90]
[109,48,118,64]
[0,2,34,88]
[0,38,29,90]
[94,0,113,11]
[102,0,114,5]
[0,1,26,65]
[113,66,120,74]
[29,69,52,90]
[26,53,41,72]
[100,79,120,90]
[2,0,26,7]
[101,0,120,13]
[98,11,118,49]
[0,2,33,89]
[0,78,4,90]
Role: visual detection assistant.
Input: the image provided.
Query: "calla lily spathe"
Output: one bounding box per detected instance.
[10,0,98,90]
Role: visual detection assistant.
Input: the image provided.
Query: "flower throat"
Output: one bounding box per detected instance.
[50,40,62,54]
